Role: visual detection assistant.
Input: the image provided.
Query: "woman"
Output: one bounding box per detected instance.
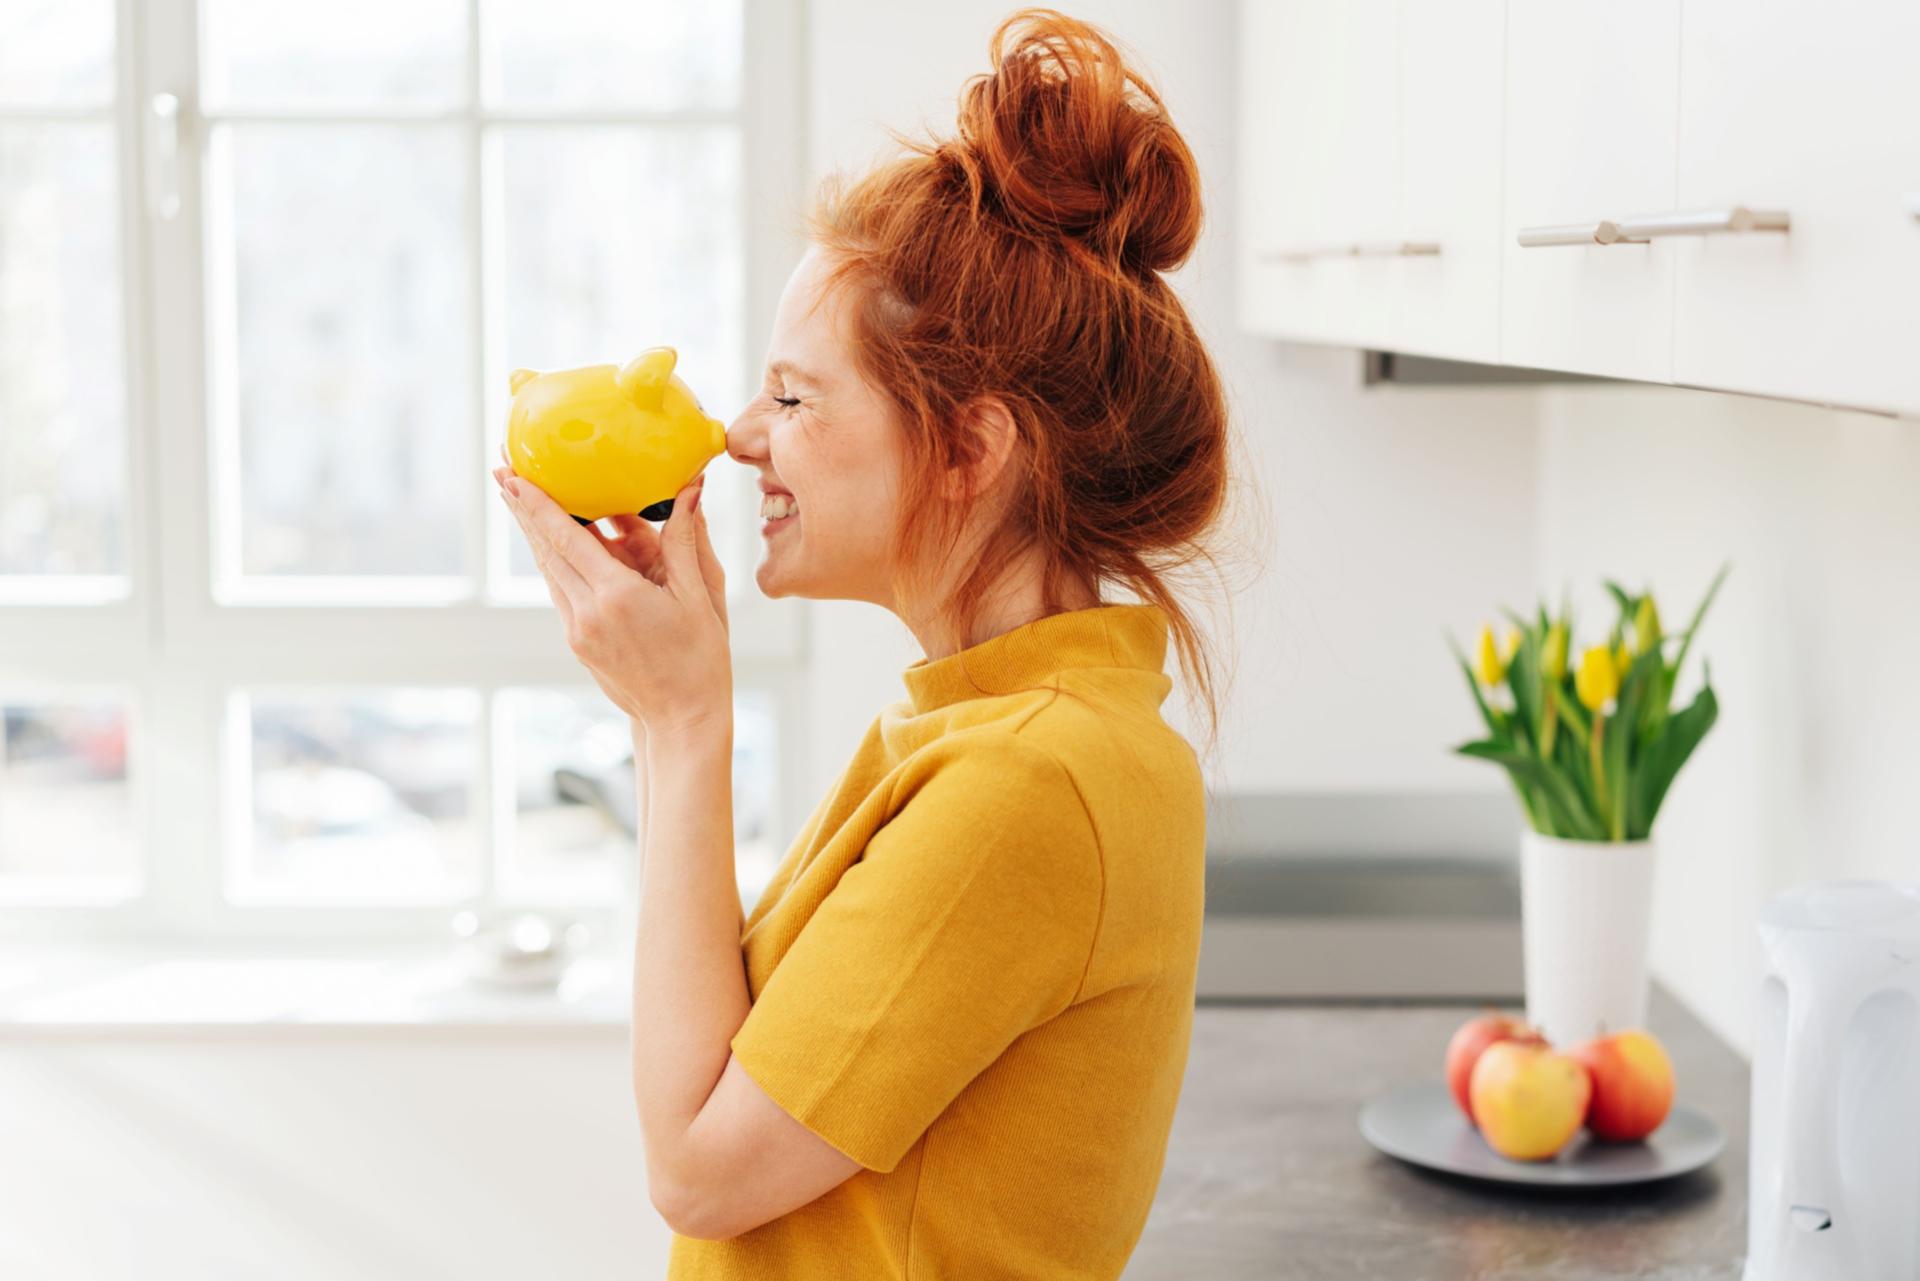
[495,9,1233,1277]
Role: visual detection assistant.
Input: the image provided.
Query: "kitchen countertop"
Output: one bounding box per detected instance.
[1126,981,1750,1280]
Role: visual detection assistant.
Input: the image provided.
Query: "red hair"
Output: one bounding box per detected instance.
[801,8,1246,757]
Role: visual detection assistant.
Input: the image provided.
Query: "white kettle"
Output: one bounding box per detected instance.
[1745,879,1920,1281]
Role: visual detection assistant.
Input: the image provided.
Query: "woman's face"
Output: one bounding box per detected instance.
[725,246,910,607]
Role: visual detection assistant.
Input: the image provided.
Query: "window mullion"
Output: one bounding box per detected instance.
[465,0,498,909]
[139,0,227,933]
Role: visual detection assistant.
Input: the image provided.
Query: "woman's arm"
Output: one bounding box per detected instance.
[630,714,752,1205]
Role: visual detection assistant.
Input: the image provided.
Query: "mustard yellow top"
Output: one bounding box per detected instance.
[667,602,1208,1280]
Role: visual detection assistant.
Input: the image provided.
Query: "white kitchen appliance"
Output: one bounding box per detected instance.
[1745,879,1920,1281]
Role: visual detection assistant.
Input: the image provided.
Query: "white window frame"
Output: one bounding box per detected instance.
[1,0,809,945]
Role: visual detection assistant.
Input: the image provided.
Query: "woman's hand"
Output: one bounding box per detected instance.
[495,453,731,738]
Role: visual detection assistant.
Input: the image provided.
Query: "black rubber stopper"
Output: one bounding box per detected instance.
[571,502,672,525]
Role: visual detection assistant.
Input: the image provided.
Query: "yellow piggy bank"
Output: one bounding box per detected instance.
[505,346,728,524]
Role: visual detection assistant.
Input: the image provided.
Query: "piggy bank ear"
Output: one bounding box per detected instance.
[615,347,677,408]
[509,368,538,394]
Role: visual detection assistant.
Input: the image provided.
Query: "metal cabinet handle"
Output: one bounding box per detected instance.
[1259,245,1343,263]
[1615,206,1790,238]
[1518,207,1788,247]
[147,92,182,221]
[1260,240,1441,263]
[1516,220,1644,248]
[1353,240,1440,258]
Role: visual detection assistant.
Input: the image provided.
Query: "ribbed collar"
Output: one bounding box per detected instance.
[900,602,1170,714]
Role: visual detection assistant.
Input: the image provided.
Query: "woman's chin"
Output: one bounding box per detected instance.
[753,556,801,600]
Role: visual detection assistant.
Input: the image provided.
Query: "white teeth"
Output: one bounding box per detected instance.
[760,493,798,520]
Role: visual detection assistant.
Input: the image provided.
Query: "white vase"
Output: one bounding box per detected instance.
[1518,828,1657,1047]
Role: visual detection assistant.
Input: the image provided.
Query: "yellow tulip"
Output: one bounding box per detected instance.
[1541,623,1569,682]
[1613,641,1633,682]
[1634,593,1663,656]
[1576,645,1620,711]
[1474,625,1507,687]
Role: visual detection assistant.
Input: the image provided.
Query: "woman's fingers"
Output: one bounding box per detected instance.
[690,489,728,628]
[500,490,575,626]
[499,479,596,610]
[591,516,666,583]
[656,475,708,607]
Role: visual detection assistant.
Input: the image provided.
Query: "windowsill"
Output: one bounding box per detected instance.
[0,940,634,1038]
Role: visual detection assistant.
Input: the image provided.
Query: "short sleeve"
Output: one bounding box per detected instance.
[728,732,1104,1174]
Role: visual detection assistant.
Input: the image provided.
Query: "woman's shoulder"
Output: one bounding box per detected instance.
[908,688,1203,834]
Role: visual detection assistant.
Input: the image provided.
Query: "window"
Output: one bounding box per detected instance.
[0,0,805,941]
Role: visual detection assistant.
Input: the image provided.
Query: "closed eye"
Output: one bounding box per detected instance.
[770,395,801,409]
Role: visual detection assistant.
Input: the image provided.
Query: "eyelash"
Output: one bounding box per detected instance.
[769,395,801,409]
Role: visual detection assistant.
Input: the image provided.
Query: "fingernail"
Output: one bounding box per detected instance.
[506,479,522,498]
[688,486,702,515]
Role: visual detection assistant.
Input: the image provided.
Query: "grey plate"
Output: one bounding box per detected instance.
[1358,1078,1726,1187]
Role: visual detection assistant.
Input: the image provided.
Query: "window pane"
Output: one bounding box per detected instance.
[494,124,740,580]
[500,687,779,901]
[215,125,473,579]
[0,0,114,108]
[480,0,741,112]
[0,123,126,578]
[200,0,465,111]
[731,689,778,885]
[499,688,634,900]
[241,689,479,900]
[0,700,135,888]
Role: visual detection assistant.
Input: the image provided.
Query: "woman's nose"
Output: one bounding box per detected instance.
[725,406,766,466]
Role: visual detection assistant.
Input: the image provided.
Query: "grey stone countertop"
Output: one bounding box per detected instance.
[1125,982,1750,1280]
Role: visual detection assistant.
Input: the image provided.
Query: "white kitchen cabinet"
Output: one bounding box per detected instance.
[1238,0,1504,362]
[1240,0,1919,419]
[1669,0,1920,417]
[1500,0,1683,383]
[1238,0,1398,349]
[1389,0,1506,363]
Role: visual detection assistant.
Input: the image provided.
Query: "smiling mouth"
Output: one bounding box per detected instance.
[759,492,799,522]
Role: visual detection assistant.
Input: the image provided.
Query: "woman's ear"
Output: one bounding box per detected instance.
[944,396,1020,502]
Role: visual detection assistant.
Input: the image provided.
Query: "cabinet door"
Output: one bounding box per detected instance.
[1501,0,1682,382]
[1389,0,1506,363]
[1237,0,1398,347]
[1671,0,1920,417]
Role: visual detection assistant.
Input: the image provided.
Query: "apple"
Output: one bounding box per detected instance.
[1468,1040,1593,1161]
[1568,1028,1675,1141]
[1445,1012,1547,1124]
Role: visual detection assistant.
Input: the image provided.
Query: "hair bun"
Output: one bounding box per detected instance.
[951,8,1202,275]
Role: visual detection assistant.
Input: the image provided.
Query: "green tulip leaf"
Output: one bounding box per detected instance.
[1669,562,1731,686]
[1458,741,1605,841]
[1629,674,1720,836]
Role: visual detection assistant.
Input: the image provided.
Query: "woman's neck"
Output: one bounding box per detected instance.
[900,548,1102,661]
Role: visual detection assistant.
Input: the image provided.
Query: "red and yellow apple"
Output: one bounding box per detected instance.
[1468,1041,1593,1161]
[1445,1012,1547,1124]
[1568,1028,1675,1141]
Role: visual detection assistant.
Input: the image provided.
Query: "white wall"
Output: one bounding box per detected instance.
[1535,385,1920,1058]
[794,0,1542,801]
